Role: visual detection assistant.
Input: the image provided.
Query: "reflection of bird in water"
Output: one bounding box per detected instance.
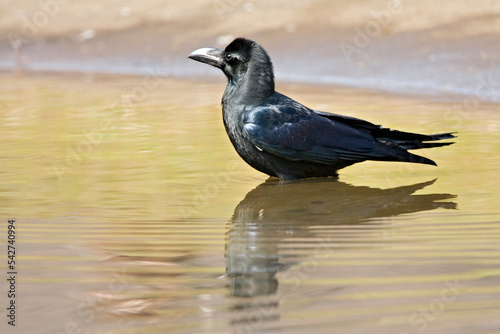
[226,179,456,298]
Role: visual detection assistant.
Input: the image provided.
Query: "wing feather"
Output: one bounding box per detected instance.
[243,104,376,164]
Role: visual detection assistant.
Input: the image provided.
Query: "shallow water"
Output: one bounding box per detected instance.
[1,73,500,333]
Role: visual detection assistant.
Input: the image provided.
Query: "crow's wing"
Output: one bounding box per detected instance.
[242,104,377,164]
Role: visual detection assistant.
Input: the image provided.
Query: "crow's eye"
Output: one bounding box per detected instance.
[225,54,235,62]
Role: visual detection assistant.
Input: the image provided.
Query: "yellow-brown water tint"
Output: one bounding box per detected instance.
[1,72,499,334]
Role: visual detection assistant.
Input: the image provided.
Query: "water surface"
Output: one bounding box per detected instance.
[1,73,500,333]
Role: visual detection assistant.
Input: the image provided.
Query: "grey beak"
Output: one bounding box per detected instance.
[188,47,224,68]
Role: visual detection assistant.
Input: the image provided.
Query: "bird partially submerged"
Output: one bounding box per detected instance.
[189,38,455,180]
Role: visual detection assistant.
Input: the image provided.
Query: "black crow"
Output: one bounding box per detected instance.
[188,38,455,180]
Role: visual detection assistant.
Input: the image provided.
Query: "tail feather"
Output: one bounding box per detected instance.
[371,143,439,166]
[379,131,456,147]
[369,129,456,166]
[372,132,457,166]
[380,131,456,151]
[399,141,455,150]
[404,152,437,166]
[315,111,456,144]
[314,110,456,166]
[425,132,457,140]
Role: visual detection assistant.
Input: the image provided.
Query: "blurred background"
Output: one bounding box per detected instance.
[1,2,500,334]
[1,0,500,100]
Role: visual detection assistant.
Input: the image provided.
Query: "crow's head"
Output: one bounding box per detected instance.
[189,38,275,100]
